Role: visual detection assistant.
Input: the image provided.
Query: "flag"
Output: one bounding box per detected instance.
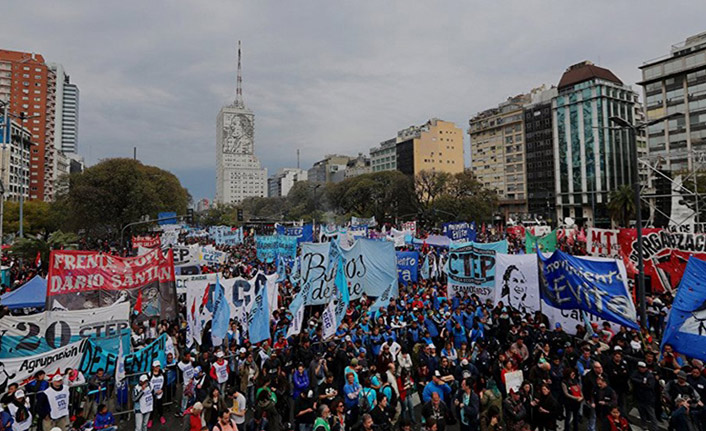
[661,257,706,362]
[134,290,143,314]
[335,256,349,304]
[116,334,126,387]
[276,256,286,282]
[431,255,439,279]
[187,298,199,348]
[321,298,337,340]
[420,254,430,280]
[211,275,230,347]
[35,251,41,268]
[249,281,270,344]
[287,304,304,338]
[369,281,396,315]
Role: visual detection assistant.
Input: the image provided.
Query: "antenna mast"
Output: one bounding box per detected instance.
[235,40,244,108]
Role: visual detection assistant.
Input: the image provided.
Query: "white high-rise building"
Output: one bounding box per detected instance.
[216,42,267,204]
[268,168,307,197]
[48,63,79,154]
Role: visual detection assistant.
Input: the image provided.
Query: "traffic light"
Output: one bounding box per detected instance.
[237,208,244,222]
[186,208,194,225]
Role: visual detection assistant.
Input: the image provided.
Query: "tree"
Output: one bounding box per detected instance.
[608,184,635,227]
[55,158,191,235]
[10,230,78,271]
[2,200,54,239]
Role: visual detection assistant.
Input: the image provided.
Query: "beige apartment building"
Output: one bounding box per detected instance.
[469,94,531,216]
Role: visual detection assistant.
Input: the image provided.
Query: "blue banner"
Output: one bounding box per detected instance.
[538,250,639,329]
[79,334,167,378]
[442,222,476,242]
[275,224,314,243]
[248,278,270,344]
[213,227,243,246]
[661,257,706,361]
[447,240,507,300]
[256,235,298,263]
[277,235,298,260]
[397,251,419,285]
[158,211,177,225]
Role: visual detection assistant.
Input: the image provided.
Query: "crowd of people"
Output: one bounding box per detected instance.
[0,224,703,431]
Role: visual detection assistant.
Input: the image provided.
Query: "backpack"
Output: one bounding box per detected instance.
[359,389,372,412]
[379,384,398,410]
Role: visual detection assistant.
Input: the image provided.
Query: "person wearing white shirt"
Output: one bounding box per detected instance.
[7,390,31,431]
[133,375,153,431]
[229,389,247,427]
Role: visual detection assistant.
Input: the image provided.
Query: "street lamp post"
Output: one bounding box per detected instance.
[609,112,683,328]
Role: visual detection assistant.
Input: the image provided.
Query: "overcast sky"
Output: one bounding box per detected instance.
[3,1,706,201]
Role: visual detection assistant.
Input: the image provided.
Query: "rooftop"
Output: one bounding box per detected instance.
[557,61,622,90]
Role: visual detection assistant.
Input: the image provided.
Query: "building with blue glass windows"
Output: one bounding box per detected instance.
[553,61,639,226]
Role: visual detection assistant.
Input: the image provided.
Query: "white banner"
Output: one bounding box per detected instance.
[494,254,540,316]
[321,299,337,340]
[192,245,227,265]
[0,340,86,392]
[586,228,621,259]
[185,273,278,344]
[0,302,130,358]
[176,273,216,295]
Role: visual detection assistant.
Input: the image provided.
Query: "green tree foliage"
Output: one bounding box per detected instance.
[413,170,498,227]
[2,200,57,239]
[327,171,416,224]
[10,230,78,270]
[55,158,191,235]
[607,184,635,227]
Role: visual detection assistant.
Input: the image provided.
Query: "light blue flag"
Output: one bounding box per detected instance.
[368,281,396,316]
[277,256,286,282]
[420,254,430,280]
[336,256,349,304]
[249,282,270,344]
[211,276,230,347]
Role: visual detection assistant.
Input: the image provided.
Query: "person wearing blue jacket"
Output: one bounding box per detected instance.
[422,371,452,404]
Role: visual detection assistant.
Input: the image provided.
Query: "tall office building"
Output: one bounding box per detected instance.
[553,61,638,225]
[48,63,79,154]
[0,115,33,201]
[215,42,267,204]
[469,94,531,216]
[524,87,558,220]
[639,32,706,172]
[0,49,56,201]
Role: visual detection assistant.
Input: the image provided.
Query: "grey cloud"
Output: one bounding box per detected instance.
[2,0,705,201]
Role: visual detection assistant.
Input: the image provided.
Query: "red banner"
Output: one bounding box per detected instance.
[132,235,161,249]
[618,228,706,293]
[47,248,176,318]
[506,226,525,238]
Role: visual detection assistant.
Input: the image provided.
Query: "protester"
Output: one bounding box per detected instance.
[133,375,153,431]
[36,375,70,431]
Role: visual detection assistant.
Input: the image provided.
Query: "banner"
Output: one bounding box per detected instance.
[276,224,314,243]
[402,221,417,236]
[494,254,540,316]
[506,225,525,238]
[192,245,228,266]
[447,240,508,301]
[538,250,638,329]
[661,257,706,361]
[132,235,161,249]
[396,251,419,285]
[248,276,270,344]
[0,302,130,359]
[79,334,167,378]
[184,273,278,344]
[214,227,243,246]
[47,249,177,319]
[442,222,476,242]
[587,228,621,259]
[525,230,557,253]
[0,340,87,391]
[256,235,298,263]
[352,216,376,227]
[161,230,179,248]
[618,228,706,293]
[300,239,396,305]
[388,228,409,247]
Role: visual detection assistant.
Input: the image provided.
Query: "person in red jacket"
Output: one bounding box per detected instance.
[210,351,229,394]
[183,402,204,431]
[606,407,630,431]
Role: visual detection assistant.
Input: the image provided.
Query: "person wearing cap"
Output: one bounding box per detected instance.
[665,370,701,410]
[630,361,658,431]
[211,350,230,395]
[6,389,31,431]
[36,374,70,431]
[133,374,153,431]
[149,360,166,427]
[422,370,452,404]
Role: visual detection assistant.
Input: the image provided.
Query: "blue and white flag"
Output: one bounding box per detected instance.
[420,254,430,280]
[249,280,270,344]
[277,255,287,282]
[369,281,397,315]
[661,257,706,361]
[397,251,419,285]
[538,249,639,330]
[210,276,230,347]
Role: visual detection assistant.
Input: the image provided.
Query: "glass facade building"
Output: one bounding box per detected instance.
[553,61,637,225]
[640,32,706,172]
